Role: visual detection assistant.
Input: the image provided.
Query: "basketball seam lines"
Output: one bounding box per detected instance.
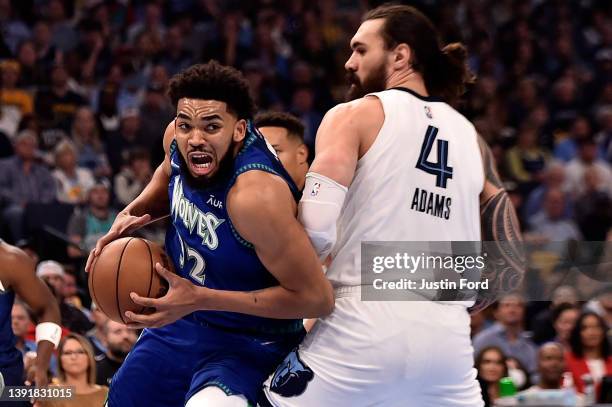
[90,255,106,319]
[142,239,154,316]
[116,237,135,324]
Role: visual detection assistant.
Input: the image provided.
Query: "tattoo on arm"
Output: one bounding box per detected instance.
[477,136,503,189]
[470,137,526,314]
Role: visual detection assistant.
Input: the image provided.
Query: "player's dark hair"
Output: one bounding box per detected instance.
[363,4,475,103]
[569,311,610,358]
[168,61,256,120]
[254,111,305,143]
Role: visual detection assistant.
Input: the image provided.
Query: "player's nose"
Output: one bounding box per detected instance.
[345,53,357,71]
[188,128,208,147]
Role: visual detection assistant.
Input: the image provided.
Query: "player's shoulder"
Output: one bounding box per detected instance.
[229,171,293,215]
[0,243,34,285]
[326,96,383,122]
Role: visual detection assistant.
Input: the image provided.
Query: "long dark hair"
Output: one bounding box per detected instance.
[475,346,509,381]
[569,311,610,358]
[363,4,475,104]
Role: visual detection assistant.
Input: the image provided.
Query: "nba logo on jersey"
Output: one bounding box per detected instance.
[310,182,321,196]
[424,106,433,119]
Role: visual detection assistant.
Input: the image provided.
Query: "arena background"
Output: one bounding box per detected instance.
[0,0,610,405]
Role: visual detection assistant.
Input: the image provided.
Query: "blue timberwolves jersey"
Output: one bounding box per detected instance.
[0,246,21,368]
[165,121,303,335]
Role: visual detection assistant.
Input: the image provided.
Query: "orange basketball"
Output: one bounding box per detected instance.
[88,237,171,324]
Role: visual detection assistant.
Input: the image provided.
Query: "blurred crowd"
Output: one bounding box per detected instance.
[0,0,610,404]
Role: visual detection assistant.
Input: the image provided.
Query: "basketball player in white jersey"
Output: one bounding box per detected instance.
[262,4,525,406]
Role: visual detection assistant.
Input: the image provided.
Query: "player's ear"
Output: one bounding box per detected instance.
[392,43,411,71]
[233,119,247,143]
[296,143,308,164]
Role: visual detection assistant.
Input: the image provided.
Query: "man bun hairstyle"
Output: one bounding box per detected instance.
[364,4,475,103]
[168,61,256,120]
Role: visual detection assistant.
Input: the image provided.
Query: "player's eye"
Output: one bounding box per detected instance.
[178,122,191,131]
[356,48,366,55]
[206,123,221,132]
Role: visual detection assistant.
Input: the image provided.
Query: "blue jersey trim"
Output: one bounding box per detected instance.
[226,163,282,249]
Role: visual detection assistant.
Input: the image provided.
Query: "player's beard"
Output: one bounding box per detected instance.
[345,62,388,101]
[182,141,236,188]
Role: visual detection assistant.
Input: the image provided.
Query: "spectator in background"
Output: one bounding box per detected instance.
[519,342,584,404]
[291,86,322,150]
[565,137,612,198]
[139,82,173,149]
[71,106,111,178]
[31,20,56,72]
[0,60,33,117]
[505,123,550,195]
[36,261,93,335]
[114,148,152,207]
[107,108,147,174]
[67,179,116,257]
[553,304,581,351]
[527,188,582,248]
[15,40,43,91]
[595,106,612,163]
[34,63,87,133]
[0,0,30,55]
[11,301,35,355]
[40,334,108,407]
[157,25,193,76]
[52,139,95,205]
[0,130,56,243]
[554,115,598,163]
[523,162,572,223]
[47,0,78,53]
[531,285,579,344]
[86,303,108,357]
[256,111,309,190]
[473,293,538,379]
[574,167,612,241]
[475,346,508,406]
[565,312,612,397]
[95,320,137,387]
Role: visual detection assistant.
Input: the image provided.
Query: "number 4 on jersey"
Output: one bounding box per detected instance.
[415,125,453,188]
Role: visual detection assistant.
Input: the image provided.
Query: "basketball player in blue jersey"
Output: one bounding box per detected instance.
[87,62,333,407]
[255,112,309,192]
[0,240,61,392]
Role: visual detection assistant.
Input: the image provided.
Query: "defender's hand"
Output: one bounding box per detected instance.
[124,263,199,329]
[85,212,152,273]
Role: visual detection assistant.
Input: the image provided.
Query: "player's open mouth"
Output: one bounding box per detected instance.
[188,152,215,177]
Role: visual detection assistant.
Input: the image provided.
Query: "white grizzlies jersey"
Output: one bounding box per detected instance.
[326,87,484,287]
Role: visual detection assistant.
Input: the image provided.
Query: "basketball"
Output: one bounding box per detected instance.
[88,237,171,324]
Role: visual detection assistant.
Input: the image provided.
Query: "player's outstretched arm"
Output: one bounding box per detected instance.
[125,171,334,327]
[4,246,61,387]
[470,136,526,314]
[217,170,335,318]
[85,121,175,272]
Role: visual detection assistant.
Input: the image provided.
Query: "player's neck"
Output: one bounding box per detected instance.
[385,70,429,97]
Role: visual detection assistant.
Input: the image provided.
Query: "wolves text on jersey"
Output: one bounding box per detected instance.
[171,176,225,250]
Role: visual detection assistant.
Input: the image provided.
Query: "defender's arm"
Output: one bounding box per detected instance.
[470,136,526,314]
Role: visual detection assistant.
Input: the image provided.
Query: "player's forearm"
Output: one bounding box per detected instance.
[471,190,526,313]
[123,164,169,218]
[35,340,54,372]
[34,302,60,371]
[196,284,334,319]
